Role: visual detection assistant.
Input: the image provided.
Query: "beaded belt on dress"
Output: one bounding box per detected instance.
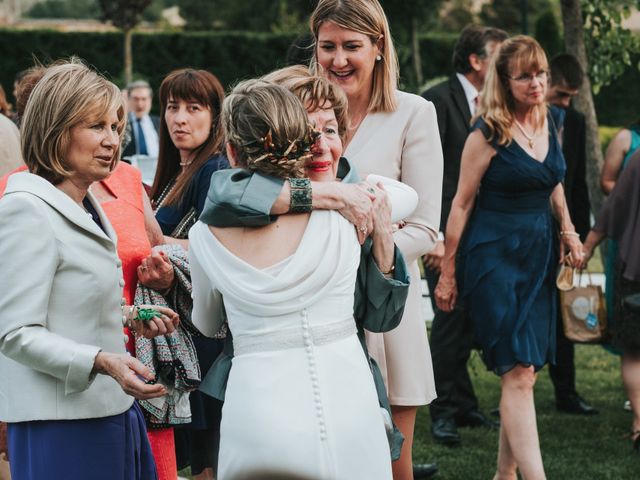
[233,317,357,356]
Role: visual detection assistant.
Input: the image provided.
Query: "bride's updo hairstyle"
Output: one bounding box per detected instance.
[222,79,319,179]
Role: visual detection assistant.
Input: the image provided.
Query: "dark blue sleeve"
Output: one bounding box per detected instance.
[472,116,492,141]
[193,156,230,214]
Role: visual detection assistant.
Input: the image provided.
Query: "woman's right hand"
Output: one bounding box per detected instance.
[93,352,167,400]
[435,272,458,312]
[138,249,175,292]
[336,182,376,244]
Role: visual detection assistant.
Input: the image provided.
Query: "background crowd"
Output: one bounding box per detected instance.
[1,1,640,480]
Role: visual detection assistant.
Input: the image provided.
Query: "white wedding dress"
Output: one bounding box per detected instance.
[189,210,392,480]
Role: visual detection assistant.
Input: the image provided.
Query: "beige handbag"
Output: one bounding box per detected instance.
[558,267,607,344]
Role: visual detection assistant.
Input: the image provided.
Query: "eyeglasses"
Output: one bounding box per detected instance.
[507,71,548,84]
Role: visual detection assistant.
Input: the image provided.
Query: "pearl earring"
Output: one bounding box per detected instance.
[376,55,382,62]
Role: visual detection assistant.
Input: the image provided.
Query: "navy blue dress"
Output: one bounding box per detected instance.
[459,111,565,375]
[155,155,229,475]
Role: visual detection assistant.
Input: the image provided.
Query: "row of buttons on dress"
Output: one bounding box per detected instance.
[301,307,327,441]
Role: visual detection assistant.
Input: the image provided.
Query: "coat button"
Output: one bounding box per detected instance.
[123,334,130,344]
[119,279,125,287]
[116,259,123,268]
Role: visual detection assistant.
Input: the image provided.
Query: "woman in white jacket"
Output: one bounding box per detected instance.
[0,61,177,480]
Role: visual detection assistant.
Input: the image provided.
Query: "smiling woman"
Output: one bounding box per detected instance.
[309,2,444,477]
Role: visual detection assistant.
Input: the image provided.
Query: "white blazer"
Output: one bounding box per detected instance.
[0,172,133,422]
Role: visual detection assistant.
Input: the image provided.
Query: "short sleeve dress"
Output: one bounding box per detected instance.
[458,111,566,375]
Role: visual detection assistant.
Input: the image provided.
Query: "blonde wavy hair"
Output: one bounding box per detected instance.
[21,59,126,184]
[309,0,399,113]
[476,35,549,146]
[222,79,316,179]
[263,65,349,141]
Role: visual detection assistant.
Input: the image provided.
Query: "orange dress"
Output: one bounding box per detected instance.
[0,163,177,480]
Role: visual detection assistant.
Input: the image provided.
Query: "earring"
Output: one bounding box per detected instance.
[376,55,382,62]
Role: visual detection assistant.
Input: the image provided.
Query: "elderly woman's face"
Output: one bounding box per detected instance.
[507,64,547,108]
[316,21,380,101]
[65,107,119,184]
[306,108,342,182]
[165,97,212,157]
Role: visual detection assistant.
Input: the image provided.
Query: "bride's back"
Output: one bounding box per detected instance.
[208,213,310,269]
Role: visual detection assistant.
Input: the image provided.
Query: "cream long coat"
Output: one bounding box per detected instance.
[0,172,132,422]
[346,90,443,406]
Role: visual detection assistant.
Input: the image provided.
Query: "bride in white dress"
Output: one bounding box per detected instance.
[189,80,392,480]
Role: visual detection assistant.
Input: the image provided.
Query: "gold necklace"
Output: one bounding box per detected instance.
[513,119,538,149]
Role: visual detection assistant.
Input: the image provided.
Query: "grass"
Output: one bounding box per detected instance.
[413,345,638,479]
[180,345,636,479]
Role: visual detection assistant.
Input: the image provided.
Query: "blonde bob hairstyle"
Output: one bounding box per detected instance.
[476,35,549,146]
[21,60,126,185]
[222,79,314,179]
[309,0,399,113]
[263,65,349,141]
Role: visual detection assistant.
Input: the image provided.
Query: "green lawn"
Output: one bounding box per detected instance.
[413,345,638,479]
[180,346,636,479]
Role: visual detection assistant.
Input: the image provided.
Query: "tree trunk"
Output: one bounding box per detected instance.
[124,27,133,86]
[560,0,604,215]
[411,17,423,87]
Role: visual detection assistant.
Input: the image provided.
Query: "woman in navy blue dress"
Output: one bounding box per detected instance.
[140,69,229,480]
[435,36,582,479]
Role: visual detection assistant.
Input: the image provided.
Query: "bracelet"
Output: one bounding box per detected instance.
[559,231,580,238]
[380,264,395,276]
[288,178,312,213]
[121,305,136,329]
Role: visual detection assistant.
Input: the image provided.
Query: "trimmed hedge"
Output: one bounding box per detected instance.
[0,29,455,107]
[1,28,636,125]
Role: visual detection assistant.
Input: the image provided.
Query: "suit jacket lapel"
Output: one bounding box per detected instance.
[5,172,114,244]
[450,76,472,131]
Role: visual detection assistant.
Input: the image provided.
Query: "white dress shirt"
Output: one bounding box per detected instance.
[456,72,479,116]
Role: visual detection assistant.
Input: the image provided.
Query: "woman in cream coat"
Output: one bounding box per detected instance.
[0,61,178,480]
[310,1,443,477]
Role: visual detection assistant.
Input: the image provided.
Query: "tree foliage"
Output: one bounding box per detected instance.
[582,0,640,93]
[479,0,552,33]
[177,0,312,32]
[98,0,152,30]
[98,0,153,84]
[25,0,100,19]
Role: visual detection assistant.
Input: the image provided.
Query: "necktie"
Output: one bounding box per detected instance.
[136,118,148,155]
[472,95,479,115]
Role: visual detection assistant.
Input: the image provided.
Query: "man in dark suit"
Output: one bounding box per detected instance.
[121,80,160,159]
[421,25,507,446]
[547,53,597,415]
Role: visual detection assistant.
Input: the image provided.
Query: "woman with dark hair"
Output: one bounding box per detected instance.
[149,68,228,243]
[140,68,228,480]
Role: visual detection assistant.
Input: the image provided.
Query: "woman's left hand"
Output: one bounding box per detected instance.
[370,183,395,273]
[560,233,583,268]
[130,305,180,339]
